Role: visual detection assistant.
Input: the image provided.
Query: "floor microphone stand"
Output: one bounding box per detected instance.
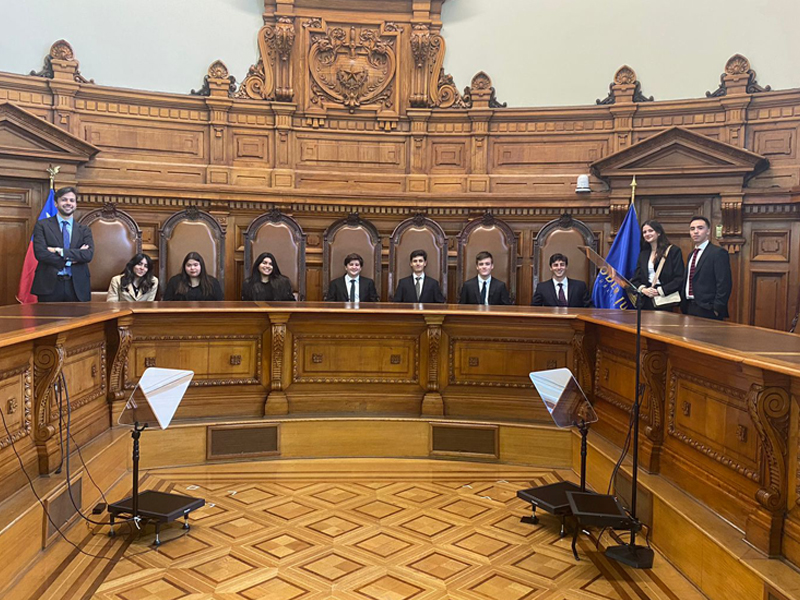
[604,290,654,568]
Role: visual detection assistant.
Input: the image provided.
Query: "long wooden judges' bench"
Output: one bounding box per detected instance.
[1,302,800,599]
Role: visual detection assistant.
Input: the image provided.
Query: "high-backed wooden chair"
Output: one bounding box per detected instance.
[533,213,598,291]
[323,213,382,300]
[388,215,448,301]
[79,204,141,302]
[244,210,306,300]
[159,207,225,295]
[456,213,517,303]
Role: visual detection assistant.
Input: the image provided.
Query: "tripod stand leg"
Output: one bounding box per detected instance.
[108,514,115,538]
[520,506,538,525]
[154,523,161,547]
[183,516,190,530]
[571,524,581,561]
[560,516,566,538]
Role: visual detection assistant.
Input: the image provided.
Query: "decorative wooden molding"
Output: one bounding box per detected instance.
[29,39,93,84]
[596,65,653,105]
[747,383,790,512]
[462,72,506,109]
[707,54,771,98]
[0,365,32,450]
[33,334,66,445]
[640,348,667,442]
[238,17,295,101]
[667,369,758,481]
[409,24,465,109]
[109,316,133,401]
[192,60,237,97]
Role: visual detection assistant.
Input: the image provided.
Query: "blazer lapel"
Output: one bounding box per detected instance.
[693,245,713,274]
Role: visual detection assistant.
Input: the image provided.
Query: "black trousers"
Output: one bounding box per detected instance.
[37,277,81,303]
[683,300,722,320]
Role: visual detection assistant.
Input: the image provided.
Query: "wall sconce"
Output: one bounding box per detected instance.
[576,174,591,193]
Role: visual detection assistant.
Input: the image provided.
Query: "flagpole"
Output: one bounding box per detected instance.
[605,174,654,569]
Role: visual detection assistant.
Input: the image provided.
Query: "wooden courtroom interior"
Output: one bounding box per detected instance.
[1,0,800,599]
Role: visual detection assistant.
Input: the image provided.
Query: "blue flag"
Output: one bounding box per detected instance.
[592,203,640,309]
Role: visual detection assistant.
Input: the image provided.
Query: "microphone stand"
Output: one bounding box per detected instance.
[604,288,654,568]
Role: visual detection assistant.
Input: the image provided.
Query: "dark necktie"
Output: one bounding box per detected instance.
[415,276,422,301]
[349,278,356,302]
[557,282,567,306]
[61,220,71,276]
[688,248,700,297]
[480,280,487,304]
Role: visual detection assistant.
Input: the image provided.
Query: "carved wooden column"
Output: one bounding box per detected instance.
[265,313,291,415]
[272,103,297,188]
[570,321,594,394]
[421,315,445,415]
[33,333,66,474]
[201,61,235,185]
[745,377,791,556]
[108,315,133,422]
[640,343,668,472]
[37,40,92,135]
[407,109,431,193]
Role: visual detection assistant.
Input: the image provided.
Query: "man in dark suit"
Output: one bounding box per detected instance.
[392,249,446,303]
[325,252,380,302]
[681,215,732,320]
[532,253,591,308]
[459,251,512,305]
[31,186,94,302]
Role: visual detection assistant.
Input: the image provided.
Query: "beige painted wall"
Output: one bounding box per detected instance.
[0,0,798,107]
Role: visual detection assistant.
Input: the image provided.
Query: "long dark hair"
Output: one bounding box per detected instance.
[120,253,156,293]
[175,252,214,297]
[640,220,672,265]
[245,252,293,299]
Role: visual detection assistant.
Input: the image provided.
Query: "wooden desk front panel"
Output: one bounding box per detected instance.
[122,314,269,419]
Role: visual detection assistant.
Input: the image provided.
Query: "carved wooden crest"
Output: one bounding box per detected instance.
[306,22,399,113]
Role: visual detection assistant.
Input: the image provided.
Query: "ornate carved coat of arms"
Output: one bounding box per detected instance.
[307,24,398,112]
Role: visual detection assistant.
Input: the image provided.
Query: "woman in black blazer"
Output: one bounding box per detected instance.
[241,252,295,301]
[631,220,684,310]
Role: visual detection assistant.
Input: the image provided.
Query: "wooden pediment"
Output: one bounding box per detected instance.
[591,127,767,179]
[0,102,99,163]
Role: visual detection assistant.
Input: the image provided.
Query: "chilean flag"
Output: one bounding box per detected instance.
[16,189,57,303]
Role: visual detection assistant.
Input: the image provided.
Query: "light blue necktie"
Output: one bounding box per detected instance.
[61,220,72,276]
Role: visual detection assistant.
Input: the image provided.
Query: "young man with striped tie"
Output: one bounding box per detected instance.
[680,216,732,320]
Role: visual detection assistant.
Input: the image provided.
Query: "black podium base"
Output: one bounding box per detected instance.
[604,543,654,569]
[108,490,204,546]
[517,481,587,537]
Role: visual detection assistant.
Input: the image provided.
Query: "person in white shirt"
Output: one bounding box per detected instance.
[392,249,446,303]
[325,252,380,302]
[680,216,731,320]
[459,251,512,305]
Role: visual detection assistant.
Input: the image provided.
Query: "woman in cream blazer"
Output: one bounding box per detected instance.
[107,253,158,302]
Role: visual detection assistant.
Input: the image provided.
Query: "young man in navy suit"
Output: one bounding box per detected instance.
[459,251,512,305]
[31,186,94,302]
[681,216,732,320]
[532,253,591,308]
[325,252,380,302]
[392,249,446,303]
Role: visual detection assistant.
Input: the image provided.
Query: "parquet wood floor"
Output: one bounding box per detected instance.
[11,459,707,600]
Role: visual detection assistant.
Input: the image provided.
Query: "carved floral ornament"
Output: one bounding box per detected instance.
[191,60,237,97]
[237,17,296,101]
[597,65,652,105]
[707,53,771,97]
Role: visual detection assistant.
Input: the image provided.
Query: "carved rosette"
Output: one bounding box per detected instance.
[640,349,667,441]
[597,65,653,105]
[30,39,93,84]
[306,23,399,113]
[192,60,237,97]
[707,54,771,97]
[109,318,133,400]
[747,384,789,512]
[462,71,506,109]
[33,337,66,442]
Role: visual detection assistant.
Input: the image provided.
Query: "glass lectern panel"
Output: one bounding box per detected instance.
[529,368,597,428]
[118,368,194,430]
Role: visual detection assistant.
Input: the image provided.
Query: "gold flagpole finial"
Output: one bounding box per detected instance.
[46,165,61,190]
[630,175,637,205]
